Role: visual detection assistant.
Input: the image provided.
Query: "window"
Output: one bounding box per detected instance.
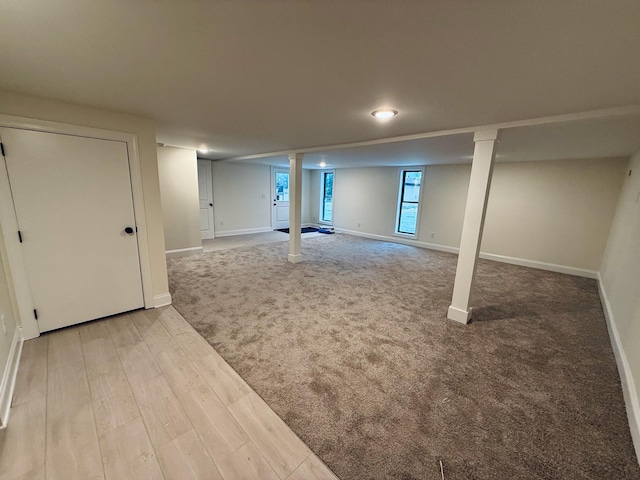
[320,170,334,224]
[396,169,423,236]
[275,171,289,201]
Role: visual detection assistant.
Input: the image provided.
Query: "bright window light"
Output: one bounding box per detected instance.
[396,169,423,236]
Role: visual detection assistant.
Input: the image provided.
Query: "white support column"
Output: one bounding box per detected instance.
[288,153,303,263]
[447,129,499,324]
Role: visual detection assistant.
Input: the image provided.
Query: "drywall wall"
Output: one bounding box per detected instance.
[211,162,312,235]
[600,150,640,457]
[483,158,627,271]
[334,167,399,235]
[332,158,626,271]
[302,169,312,225]
[334,165,470,240]
[0,90,170,306]
[309,170,321,223]
[420,163,472,247]
[212,162,272,235]
[157,147,201,251]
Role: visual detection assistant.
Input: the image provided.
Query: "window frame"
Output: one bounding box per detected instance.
[318,169,335,225]
[394,167,425,238]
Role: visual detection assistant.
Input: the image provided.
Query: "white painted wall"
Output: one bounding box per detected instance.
[483,158,626,271]
[332,158,626,271]
[0,90,170,305]
[600,150,640,457]
[302,169,312,225]
[309,170,321,224]
[420,163,471,247]
[212,163,272,235]
[157,147,201,251]
[334,167,399,236]
[211,162,312,235]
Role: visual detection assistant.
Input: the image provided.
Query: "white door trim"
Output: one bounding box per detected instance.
[0,114,154,339]
[0,327,23,429]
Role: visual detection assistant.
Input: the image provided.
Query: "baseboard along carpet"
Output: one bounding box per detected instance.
[167,234,639,480]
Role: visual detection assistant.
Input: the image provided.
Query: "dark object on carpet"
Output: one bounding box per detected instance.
[167,235,640,480]
[276,227,319,234]
[318,227,334,234]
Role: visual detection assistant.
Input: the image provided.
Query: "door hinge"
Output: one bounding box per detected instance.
[0,143,4,157]
[33,309,38,320]
[18,230,23,243]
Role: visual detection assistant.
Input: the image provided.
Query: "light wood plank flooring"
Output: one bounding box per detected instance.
[0,307,338,480]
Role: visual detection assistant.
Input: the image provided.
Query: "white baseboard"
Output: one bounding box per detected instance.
[334,228,598,278]
[152,293,172,308]
[0,327,23,429]
[215,227,274,237]
[216,226,320,237]
[165,246,203,258]
[334,228,460,254]
[478,252,599,279]
[597,275,640,461]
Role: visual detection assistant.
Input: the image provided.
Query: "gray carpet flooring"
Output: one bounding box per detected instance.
[167,234,640,480]
[201,230,324,252]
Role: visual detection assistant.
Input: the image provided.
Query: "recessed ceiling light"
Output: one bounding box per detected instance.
[371,109,398,120]
[319,162,326,167]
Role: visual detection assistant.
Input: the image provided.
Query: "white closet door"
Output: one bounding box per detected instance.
[0,128,144,332]
[197,159,215,239]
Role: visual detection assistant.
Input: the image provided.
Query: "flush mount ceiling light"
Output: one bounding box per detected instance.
[371,109,398,120]
[319,162,327,167]
[197,147,209,154]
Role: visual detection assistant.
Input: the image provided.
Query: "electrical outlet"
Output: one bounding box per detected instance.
[1,314,6,335]
[220,221,224,226]
[357,222,361,227]
[430,233,435,239]
[261,193,266,199]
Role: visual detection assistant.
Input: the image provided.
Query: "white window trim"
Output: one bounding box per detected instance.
[318,169,335,226]
[394,167,425,239]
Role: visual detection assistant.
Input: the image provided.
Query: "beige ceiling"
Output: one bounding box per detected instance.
[1,1,639,163]
[229,113,640,169]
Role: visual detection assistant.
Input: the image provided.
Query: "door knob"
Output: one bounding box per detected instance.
[124,227,134,234]
[209,203,213,207]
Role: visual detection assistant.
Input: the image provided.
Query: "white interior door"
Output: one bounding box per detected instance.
[272,167,290,230]
[0,127,144,332]
[197,159,215,239]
